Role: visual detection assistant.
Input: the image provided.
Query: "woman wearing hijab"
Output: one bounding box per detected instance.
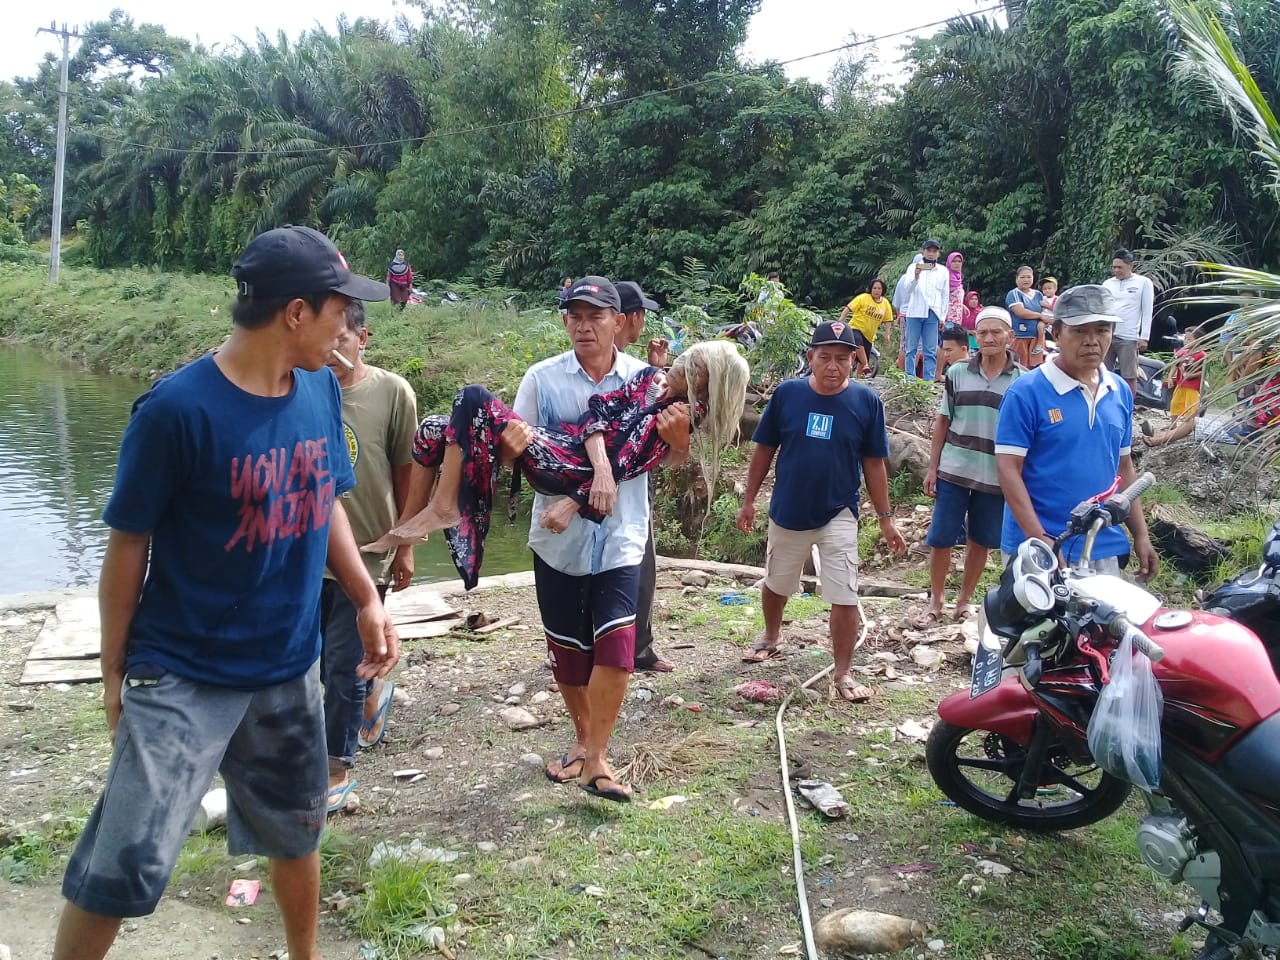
[387,249,413,310]
[944,252,967,330]
[962,290,982,351]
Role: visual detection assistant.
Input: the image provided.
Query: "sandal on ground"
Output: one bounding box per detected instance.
[326,780,358,815]
[580,774,633,804]
[1140,419,1154,438]
[834,678,873,704]
[545,752,586,784]
[357,680,395,749]
[636,657,675,673]
[742,639,783,663]
[954,604,978,622]
[912,609,944,629]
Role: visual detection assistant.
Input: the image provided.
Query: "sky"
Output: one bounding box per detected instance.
[7,0,1000,87]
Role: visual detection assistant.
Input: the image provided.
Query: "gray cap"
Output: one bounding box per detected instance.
[564,276,621,311]
[616,280,658,313]
[1054,284,1119,326]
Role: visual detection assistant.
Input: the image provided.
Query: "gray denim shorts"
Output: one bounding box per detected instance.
[62,661,328,918]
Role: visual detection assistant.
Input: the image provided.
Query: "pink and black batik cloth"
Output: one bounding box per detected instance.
[411,368,699,590]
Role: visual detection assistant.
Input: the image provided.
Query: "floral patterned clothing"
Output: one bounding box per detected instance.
[412,369,696,589]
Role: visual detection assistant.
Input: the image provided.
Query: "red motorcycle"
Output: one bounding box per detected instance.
[927,474,1280,959]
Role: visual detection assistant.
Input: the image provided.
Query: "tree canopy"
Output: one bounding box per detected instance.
[3,0,1278,301]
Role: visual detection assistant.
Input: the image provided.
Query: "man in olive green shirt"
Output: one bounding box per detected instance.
[323,301,418,811]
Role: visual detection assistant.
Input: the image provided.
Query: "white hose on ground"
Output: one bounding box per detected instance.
[774,606,869,960]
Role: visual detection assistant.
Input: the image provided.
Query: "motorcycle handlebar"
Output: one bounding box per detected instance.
[1104,471,1155,523]
[1112,617,1165,663]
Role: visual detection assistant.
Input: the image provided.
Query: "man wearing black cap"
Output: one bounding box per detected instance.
[514,276,690,800]
[53,225,400,960]
[614,280,675,673]
[736,321,906,703]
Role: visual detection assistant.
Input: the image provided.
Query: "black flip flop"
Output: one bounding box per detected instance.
[580,774,632,804]
[545,753,586,784]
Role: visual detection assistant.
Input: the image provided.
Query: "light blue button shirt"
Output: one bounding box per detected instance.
[512,349,650,576]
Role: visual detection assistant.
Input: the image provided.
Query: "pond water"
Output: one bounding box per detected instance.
[0,345,532,593]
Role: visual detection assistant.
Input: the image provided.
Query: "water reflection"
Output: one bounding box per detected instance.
[0,346,532,593]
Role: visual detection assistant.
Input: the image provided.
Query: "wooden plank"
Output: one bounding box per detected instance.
[27,624,100,660]
[19,659,103,685]
[653,555,919,598]
[28,596,102,661]
[395,617,463,640]
[383,587,458,624]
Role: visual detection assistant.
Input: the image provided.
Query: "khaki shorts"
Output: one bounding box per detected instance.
[764,508,860,606]
[1106,338,1140,380]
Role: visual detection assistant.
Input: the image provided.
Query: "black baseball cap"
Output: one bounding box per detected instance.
[922,238,942,250]
[565,276,621,311]
[1055,284,1119,326]
[809,320,858,349]
[233,225,389,302]
[616,280,659,313]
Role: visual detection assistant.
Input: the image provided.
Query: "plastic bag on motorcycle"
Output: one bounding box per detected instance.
[1085,630,1165,790]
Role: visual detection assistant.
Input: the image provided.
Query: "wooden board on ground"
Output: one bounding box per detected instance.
[25,597,101,662]
[396,616,463,640]
[20,658,102,685]
[384,587,459,624]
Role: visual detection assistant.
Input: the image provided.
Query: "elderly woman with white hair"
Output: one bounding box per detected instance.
[365,340,751,589]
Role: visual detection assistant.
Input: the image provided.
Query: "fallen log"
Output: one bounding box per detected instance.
[654,556,920,597]
[1147,504,1230,575]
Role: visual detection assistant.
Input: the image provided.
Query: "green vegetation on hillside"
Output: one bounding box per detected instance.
[3,1,1280,303]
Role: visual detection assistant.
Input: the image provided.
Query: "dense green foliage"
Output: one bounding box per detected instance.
[3,0,1279,303]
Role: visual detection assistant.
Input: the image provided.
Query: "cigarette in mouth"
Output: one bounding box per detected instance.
[331,349,355,370]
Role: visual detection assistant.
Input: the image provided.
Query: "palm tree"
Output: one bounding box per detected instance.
[1169,0,1280,468]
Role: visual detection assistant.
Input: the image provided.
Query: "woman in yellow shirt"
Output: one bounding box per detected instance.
[838,278,894,376]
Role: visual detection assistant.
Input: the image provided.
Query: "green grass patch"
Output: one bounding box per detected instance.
[0,815,85,883]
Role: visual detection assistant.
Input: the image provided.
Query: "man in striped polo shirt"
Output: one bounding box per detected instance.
[917,306,1021,624]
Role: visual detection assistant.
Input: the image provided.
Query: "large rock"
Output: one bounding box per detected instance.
[814,909,926,956]
[499,706,542,730]
[888,431,930,484]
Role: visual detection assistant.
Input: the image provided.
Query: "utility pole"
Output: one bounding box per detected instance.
[36,22,83,284]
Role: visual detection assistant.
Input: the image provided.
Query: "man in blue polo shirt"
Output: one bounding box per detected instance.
[736,321,906,703]
[995,284,1159,578]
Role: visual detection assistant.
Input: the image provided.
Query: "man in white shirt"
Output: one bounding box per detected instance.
[1101,248,1154,396]
[896,239,950,380]
[513,276,689,803]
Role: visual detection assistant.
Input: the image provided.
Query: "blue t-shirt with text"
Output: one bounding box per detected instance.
[753,377,889,530]
[1005,288,1043,339]
[103,353,355,688]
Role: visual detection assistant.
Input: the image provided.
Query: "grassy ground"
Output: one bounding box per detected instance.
[2,574,1204,960]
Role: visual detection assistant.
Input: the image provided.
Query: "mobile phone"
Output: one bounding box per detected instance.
[919,261,937,270]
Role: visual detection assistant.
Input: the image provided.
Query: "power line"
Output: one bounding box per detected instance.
[82,5,1003,159]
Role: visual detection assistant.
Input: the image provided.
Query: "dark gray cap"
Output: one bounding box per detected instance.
[233,225,389,302]
[565,276,621,310]
[1055,284,1119,326]
[616,281,659,313]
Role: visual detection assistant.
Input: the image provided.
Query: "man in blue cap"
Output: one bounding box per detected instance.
[53,225,400,960]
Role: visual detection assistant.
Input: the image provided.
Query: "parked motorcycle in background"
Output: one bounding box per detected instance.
[927,474,1280,959]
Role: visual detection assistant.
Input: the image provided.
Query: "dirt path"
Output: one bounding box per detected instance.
[0,882,361,959]
[0,555,1196,959]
